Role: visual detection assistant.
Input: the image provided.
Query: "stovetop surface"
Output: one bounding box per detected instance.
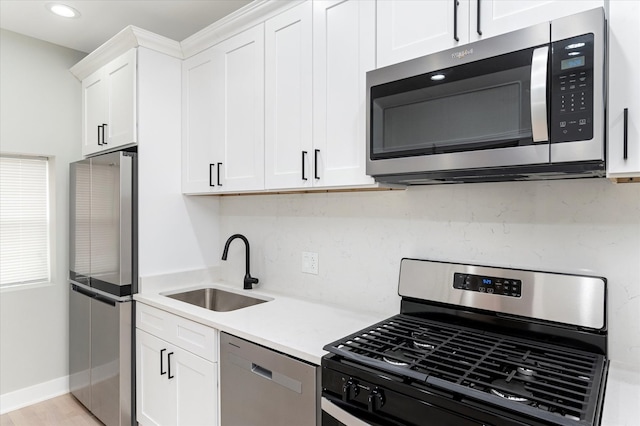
[323,313,607,425]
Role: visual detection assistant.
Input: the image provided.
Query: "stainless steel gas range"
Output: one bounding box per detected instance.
[321,258,608,426]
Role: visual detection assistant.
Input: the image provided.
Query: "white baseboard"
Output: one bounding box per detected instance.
[0,376,69,415]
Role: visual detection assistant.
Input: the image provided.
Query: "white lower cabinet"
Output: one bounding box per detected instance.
[136,304,218,426]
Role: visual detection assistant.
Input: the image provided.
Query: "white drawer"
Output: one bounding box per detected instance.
[136,302,217,362]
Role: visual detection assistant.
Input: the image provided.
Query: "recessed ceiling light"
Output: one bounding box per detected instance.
[431,74,446,81]
[46,3,81,18]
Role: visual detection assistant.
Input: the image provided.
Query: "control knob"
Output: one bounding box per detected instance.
[367,387,385,412]
[342,378,359,402]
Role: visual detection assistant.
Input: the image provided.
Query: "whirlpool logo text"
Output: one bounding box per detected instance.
[451,48,474,59]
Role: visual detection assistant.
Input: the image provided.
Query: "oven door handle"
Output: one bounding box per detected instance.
[530,46,549,142]
[321,397,371,426]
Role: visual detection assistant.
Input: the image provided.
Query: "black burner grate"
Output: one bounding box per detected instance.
[324,314,606,425]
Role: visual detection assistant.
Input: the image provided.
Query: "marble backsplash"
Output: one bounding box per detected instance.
[217,178,640,366]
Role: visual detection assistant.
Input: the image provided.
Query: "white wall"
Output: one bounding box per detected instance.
[0,30,85,398]
[136,47,221,281]
[219,179,640,367]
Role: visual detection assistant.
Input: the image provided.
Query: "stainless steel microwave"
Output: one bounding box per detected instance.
[366,8,606,184]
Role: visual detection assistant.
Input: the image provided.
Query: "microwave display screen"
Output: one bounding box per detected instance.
[561,56,585,70]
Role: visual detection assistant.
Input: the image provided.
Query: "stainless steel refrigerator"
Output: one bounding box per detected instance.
[69,151,136,426]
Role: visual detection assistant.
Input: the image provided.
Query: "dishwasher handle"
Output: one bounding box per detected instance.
[228,352,302,394]
[251,363,272,380]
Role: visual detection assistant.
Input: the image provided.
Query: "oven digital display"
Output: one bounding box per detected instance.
[561,56,585,70]
[453,273,522,297]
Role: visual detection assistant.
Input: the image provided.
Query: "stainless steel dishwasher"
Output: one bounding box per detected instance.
[220,332,319,426]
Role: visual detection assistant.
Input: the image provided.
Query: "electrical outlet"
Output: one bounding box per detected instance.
[302,251,319,275]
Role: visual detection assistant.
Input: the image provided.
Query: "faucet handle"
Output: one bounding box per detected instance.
[244,275,259,290]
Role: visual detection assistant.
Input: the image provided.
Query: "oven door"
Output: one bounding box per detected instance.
[322,397,375,426]
[366,22,551,178]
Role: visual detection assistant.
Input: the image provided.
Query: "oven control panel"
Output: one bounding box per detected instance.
[453,273,521,297]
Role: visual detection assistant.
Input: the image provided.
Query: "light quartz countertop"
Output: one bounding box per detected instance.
[135,281,639,425]
[134,281,388,365]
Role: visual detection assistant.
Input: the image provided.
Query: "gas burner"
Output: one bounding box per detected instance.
[413,340,435,350]
[411,331,436,350]
[382,356,409,366]
[516,366,537,379]
[490,379,533,404]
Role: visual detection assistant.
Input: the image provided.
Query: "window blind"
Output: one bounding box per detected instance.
[0,155,51,288]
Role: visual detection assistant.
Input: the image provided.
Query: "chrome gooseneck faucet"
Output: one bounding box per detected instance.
[221,234,259,290]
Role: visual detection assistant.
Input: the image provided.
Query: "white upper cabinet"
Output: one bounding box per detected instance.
[264,2,314,190]
[81,49,136,156]
[182,25,265,194]
[212,25,265,192]
[82,70,107,156]
[377,0,604,68]
[181,48,219,194]
[312,0,376,187]
[470,1,604,43]
[377,0,470,68]
[607,0,640,180]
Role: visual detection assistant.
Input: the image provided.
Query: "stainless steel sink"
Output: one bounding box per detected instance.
[164,288,269,312]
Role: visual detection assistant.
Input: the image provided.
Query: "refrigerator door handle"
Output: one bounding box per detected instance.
[71,283,97,298]
[70,280,131,303]
[93,293,117,306]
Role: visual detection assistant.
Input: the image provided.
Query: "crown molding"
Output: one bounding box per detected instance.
[180,0,305,59]
[70,26,182,81]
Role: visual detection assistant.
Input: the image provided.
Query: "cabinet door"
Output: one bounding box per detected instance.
[104,49,137,150]
[470,0,604,42]
[211,25,265,192]
[137,330,218,426]
[265,2,313,190]
[607,0,640,178]
[377,0,469,68]
[313,0,375,187]
[182,48,220,194]
[82,69,107,157]
[173,344,218,426]
[136,330,175,426]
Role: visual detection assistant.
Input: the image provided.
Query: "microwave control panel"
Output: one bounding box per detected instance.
[453,273,522,298]
[550,33,595,143]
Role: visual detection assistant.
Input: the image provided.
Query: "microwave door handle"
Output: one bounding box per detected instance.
[530,46,549,142]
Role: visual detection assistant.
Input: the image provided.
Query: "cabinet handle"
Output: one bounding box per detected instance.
[101,124,107,145]
[209,164,215,187]
[301,151,308,181]
[97,125,103,145]
[453,0,460,42]
[160,348,167,375]
[624,108,628,160]
[217,162,222,186]
[477,0,482,35]
[314,149,320,180]
[167,352,174,379]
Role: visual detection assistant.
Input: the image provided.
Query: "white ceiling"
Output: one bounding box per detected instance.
[0,0,253,53]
